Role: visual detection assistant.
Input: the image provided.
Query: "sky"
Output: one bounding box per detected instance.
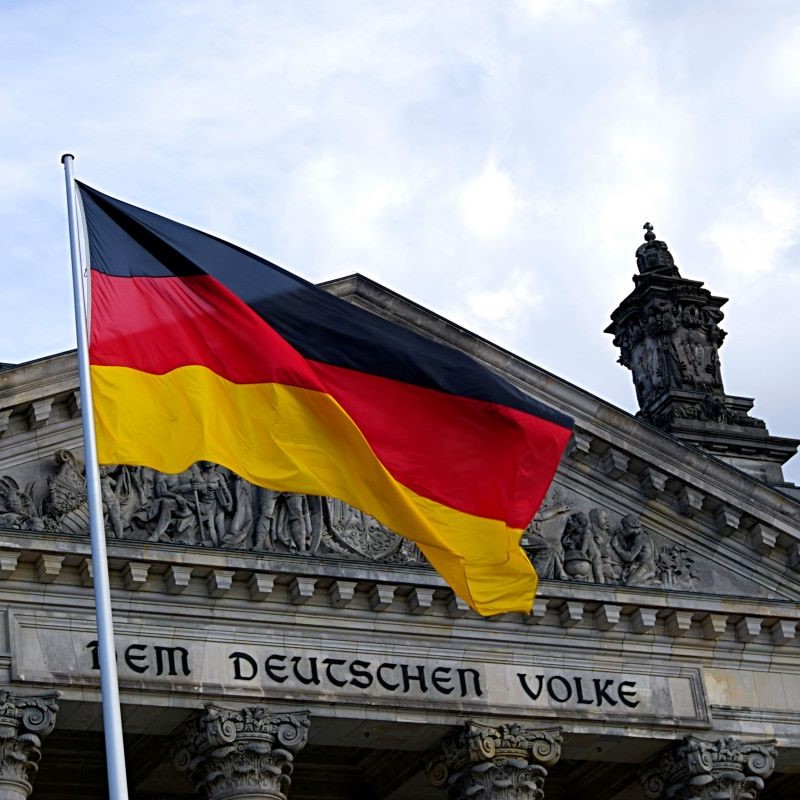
[2,0,800,482]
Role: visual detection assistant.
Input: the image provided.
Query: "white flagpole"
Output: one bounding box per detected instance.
[61,154,130,800]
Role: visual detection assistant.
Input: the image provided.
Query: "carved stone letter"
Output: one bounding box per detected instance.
[173,705,309,800]
[426,722,562,800]
[0,690,59,800]
[640,735,777,800]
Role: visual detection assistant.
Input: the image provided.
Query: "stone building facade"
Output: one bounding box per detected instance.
[0,229,798,799]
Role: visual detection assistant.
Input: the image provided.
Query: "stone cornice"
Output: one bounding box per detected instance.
[0,352,78,411]
[0,531,796,651]
[564,426,800,543]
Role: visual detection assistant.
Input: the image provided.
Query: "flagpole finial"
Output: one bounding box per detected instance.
[60,153,75,164]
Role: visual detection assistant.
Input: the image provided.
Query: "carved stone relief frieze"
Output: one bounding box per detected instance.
[521,487,697,591]
[0,452,756,596]
[0,451,425,568]
[323,497,422,564]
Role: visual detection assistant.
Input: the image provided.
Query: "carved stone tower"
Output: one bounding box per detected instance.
[606,223,798,485]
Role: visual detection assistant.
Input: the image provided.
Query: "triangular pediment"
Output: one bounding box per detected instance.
[322,274,800,603]
[0,276,798,605]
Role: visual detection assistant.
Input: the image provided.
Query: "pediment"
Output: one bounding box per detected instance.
[526,480,788,601]
[0,276,798,604]
[324,274,800,602]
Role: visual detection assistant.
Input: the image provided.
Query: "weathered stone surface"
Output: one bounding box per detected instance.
[426,722,562,800]
[0,439,791,602]
[714,504,741,536]
[247,573,275,601]
[524,499,696,591]
[606,223,798,482]
[640,735,776,800]
[122,561,150,590]
[640,466,668,498]
[165,565,192,594]
[173,705,309,800]
[0,689,59,800]
[0,273,798,797]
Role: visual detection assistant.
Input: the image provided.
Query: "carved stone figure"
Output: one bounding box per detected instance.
[530,508,659,587]
[190,462,233,547]
[135,468,198,544]
[521,489,572,580]
[611,514,658,586]
[426,722,562,800]
[322,497,420,563]
[560,512,601,582]
[111,465,151,533]
[42,450,88,533]
[254,489,322,553]
[0,477,43,532]
[525,502,699,591]
[98,465,123,539]
[588,508,615,583]
[223,474,255,549]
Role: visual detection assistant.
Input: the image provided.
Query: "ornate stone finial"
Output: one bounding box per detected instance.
[0,690,59,800]
[639,735,777,800]
[173,705,309,800]
[426,722,562,800]
[635,222,679,276]
[607,225,799,480]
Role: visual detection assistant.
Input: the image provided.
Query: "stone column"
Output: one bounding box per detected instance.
[0,690,59,800]
[173,705,309,800]
[640,735,777,800]
[426,722,562,800]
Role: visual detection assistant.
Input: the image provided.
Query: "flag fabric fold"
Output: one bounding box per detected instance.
[77,181,573,616]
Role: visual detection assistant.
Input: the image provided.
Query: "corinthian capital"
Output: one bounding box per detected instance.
[0,689,59,800]
[640,735,777,800]
[173,705,309,800]
[426,722,562,800]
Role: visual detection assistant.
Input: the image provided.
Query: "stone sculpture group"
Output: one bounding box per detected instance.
[0,450,695,590]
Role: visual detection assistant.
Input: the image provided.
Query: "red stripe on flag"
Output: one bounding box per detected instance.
[314,361,570,529]
[90,271,568,526]
[90,271,319,388]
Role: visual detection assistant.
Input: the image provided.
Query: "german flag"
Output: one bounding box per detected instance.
[77,182,573,616]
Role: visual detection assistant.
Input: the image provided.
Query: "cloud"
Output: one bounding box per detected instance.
[462,268,544,333]
[459,158,518,240]
[705,182,799,278]
[766,23,800,100]
[2,0,800,485]
[515,0,620,24]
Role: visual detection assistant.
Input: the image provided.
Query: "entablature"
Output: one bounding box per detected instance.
[0,530,796,655]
